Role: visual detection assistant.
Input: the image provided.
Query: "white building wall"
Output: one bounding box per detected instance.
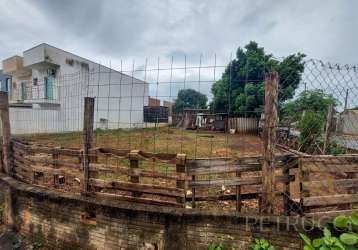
[340,111,358,135]
[9,44,149,134]
[10,105,61,134]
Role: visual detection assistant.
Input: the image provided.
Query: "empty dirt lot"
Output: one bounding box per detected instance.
[19,127,265,158]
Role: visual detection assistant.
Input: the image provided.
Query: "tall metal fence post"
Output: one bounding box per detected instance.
[83,97,95,193]
[261,72,279,214]
[0,91,12,175]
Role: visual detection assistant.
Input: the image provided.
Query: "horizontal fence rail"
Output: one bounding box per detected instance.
[7,132,358,217]
[299,155,358,217]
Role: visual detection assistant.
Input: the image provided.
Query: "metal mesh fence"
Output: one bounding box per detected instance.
[278,59,358,155]
[6,54,358,213]
[10,56,267,159]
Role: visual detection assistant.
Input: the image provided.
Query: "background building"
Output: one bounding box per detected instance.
[0,70,12,92]
[2,43,149,134]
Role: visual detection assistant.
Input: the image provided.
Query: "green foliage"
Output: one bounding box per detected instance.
[208,243,238,250]
[281,90,337,122]
[207,243,236,250]
[282,90,338,152]
[208,243,224,250]
[297,111,325,152]
[251,238,276,250]
[173,88,208,114]
[300,211,358,250]
[334,212,358,247]
[211,41,305,116]
[327,140,346,155]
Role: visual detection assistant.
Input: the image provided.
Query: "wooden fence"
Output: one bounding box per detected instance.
[299,155,358,217]
[186,153,295,212]
[10,136,299,212]
[88,148,187,207]
[11,139,188,207]
[12,139,85,193]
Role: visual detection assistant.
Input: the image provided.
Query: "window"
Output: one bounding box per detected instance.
[21,81,28,100]
[66,58,74,66]
[6,78,14,97]
[6,78,11,92]
[44,76,54,100]
[33,78,38,86]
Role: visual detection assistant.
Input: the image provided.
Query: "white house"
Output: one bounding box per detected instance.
[2,43,149,134]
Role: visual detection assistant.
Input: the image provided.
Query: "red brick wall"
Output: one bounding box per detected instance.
[148,97,160,107]
[1,177,302,250]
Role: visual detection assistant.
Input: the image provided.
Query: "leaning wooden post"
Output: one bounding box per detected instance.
[323,104,334,154]
[261,72,279,214]
[83,97,95,193]
[0,91,12,175]
[176,154,186,207]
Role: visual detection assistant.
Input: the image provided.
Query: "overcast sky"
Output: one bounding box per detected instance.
[1,0,357,64]
[1,0,357,99]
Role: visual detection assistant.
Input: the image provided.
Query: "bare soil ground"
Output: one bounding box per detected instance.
[17,128,282,213]
[19,127,264,158]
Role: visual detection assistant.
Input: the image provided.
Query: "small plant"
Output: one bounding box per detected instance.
[251,238,275,250]
[300,228,346,250]
[327,140,346,155]
[207,243,236,250]
[208,243,224,250]
[300,211,358,250]
[334,212,358,247]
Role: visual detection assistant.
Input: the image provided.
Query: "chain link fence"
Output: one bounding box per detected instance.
[278,59,358,155]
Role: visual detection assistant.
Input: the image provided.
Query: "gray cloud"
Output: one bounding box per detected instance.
[1,0,358,63]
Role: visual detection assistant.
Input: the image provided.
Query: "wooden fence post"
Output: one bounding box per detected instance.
[176,153,186,206]
[83,97,95,193]
[0,91,15,228]
[261,72,279,214]
[0,91,12,175]
[4,185,15,229]
[129,150,141,197]
[236,170,242,212]
[323,104,333,154]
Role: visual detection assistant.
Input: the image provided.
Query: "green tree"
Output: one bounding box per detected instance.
[173,89,208,114]
[282,90,338,152]
[211,41,305,116]
[281,89,337,122]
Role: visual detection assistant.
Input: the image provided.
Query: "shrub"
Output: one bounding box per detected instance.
[251,238,275,250]
[300,211,358,250]
[297,111,325,152]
